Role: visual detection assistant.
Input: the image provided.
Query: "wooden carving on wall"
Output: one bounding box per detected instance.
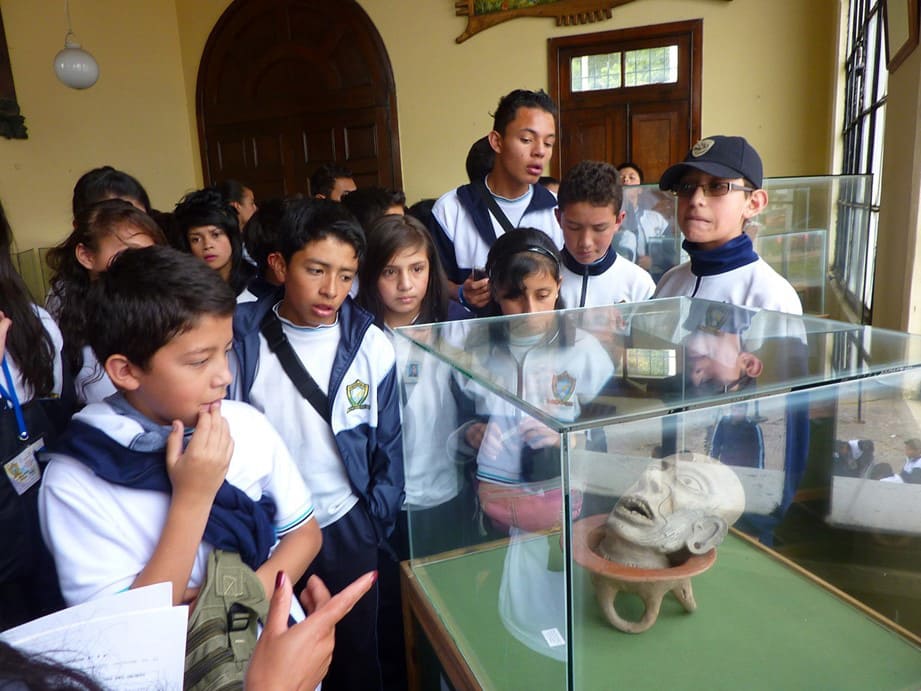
[0,9,26,139]
[454,0,636,43]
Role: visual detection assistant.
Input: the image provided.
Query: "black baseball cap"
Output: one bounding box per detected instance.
[659,136,763,191]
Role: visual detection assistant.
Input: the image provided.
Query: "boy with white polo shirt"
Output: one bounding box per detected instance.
[556,160,655,308]
[429,89,563,313]
[653,135,803,314]
[39,246,320,608]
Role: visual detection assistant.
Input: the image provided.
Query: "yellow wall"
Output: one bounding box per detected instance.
[3,0,837,249]
[873,45,921,331]
[0,0,198,250]
[175,0,837,204]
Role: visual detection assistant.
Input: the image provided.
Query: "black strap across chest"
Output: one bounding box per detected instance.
[259,310,331,423]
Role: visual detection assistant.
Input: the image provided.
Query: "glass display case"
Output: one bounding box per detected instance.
[621,175,872,318]
[395,298,921,690]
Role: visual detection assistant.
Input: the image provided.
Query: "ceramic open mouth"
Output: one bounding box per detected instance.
[618,495,654,521]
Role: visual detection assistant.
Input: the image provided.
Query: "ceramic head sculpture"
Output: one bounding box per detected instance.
[599,453,745,568]
[573,453,746,633]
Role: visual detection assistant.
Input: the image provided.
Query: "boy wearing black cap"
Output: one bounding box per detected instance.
[652,136,802,314]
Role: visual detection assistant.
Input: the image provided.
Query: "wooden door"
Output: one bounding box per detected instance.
[548,20,701,183]
[197,0,401,199]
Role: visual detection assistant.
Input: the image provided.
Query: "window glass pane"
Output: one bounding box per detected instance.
[623,45,679,86]
[837,0,884,316]
[570,53,621,92]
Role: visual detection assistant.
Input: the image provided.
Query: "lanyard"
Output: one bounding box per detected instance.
[0,355,29,441]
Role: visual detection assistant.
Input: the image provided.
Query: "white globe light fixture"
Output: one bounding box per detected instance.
[53,1,98,90]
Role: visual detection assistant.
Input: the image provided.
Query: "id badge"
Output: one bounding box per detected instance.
[4,437,44,496]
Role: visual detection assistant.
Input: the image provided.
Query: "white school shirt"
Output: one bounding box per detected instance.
[39,399,314,606]
[560,256,655,308]
[462,327,614,485]
[432,185,563,273]
[653,258,804,315]
[247,313,358,529]
[387,327,461,509]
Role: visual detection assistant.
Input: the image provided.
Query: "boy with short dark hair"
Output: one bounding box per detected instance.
[310,163,357,201]
[556,160,655,307]
[653,136,803,314]
[232,197,403,691]
[39,245,320,607]
[429,89,563,312]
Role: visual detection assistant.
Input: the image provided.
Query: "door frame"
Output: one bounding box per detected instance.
[547,19,703,178]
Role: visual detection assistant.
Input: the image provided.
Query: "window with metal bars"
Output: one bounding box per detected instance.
[836,0,887,322]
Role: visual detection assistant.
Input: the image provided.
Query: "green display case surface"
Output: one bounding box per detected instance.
[405,532,921,690]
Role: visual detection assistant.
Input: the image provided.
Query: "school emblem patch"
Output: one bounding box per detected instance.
[549,371,575,406]
[346,379,371,412]
[703,304,729,332]
[691,138,715,157]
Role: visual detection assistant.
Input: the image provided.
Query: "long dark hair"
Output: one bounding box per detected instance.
[0,199,55,397]
[484,227,565,317]
[173,187,254,296]
[357,214,449,328]
[71,165,150,216]
[46,199,166,375]
[0,641,107,691]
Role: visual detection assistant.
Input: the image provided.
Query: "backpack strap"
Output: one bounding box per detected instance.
[473,179,516,233]
[259,309,331,423]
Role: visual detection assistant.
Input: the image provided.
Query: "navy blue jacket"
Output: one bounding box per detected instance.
[232,293,404,542]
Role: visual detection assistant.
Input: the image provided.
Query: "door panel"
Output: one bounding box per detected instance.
[630,102,689,182]
[549,20,702,182]
[560,106,626,176]
[198,0,401,197]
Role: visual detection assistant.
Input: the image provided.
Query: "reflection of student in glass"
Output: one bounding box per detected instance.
[683,302,763,394]
[452,229,614,662]
[456,228,614,532]
[880,438,921,484]
[832,438,875,478]
[614,162,670,268]
[710,402,765,469]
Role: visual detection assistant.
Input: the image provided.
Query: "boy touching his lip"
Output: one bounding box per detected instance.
[653,136,802,314]
[39,246,320,608]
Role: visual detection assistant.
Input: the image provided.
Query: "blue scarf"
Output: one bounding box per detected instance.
[683,233,759,277]
[44,395,276,570]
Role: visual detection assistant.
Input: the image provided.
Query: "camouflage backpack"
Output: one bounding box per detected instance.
[184,549,269,691]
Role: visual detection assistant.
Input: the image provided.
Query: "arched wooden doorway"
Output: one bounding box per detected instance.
[197,0,402,198]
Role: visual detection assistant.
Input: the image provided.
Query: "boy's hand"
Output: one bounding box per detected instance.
[477,420,509,460]
[165,402,233,502]
[246,571,376,690]
[464,421,487,450]
[462,275,491,308]
[519,417,559,449]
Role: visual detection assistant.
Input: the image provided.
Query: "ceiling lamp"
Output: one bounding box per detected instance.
[53,0,98,89]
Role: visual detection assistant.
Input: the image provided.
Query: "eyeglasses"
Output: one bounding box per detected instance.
[670,182,755,198]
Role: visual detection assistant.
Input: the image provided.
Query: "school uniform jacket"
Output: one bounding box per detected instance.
[429,182,563,285]
[559,246,655,309]
[653,234,803,315]
[233,294,404,543]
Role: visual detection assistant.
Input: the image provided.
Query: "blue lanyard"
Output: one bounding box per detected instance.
[0,355,29,441]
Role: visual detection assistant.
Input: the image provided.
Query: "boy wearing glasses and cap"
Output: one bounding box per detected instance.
[652,136,802,314]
